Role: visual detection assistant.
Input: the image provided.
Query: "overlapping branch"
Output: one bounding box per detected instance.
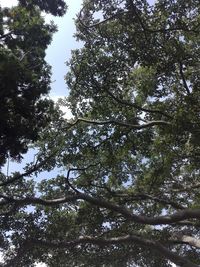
[1,192,200,226]
[28,234,199,267]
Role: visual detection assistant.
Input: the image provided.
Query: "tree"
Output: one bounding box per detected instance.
[0,0,200,266]
[18,0,67,16]
[0,0,67,165]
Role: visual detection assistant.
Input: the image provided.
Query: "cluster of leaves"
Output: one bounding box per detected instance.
[0,0,66,165]
[19,0,67,16]
[1,0,200,267]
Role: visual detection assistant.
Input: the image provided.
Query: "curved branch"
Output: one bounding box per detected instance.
[179,235,200,249]
[171,234,200,249]
[67,117,171,130]
[1,193,200,226]
[30,234,199,267]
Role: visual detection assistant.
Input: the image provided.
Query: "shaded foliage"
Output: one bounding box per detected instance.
[0,0,66,165]
[19,0,67,16]
[0,0,200,267]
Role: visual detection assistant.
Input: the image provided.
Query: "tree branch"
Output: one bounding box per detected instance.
[67,117,171,130]
[128,193,185,210]
[0,31,14,40]
[0,151,58,187]
[78,3,200,34]
[179,62,190,95]
[87,187,185,210]
[77,8,125,29]
[65,163,99,193]
[172,182,200,193]
[29,234,199,267]
[171,234,200,249]
[179,235,200,249]
[106,89,173,119]
[1,193,200,226]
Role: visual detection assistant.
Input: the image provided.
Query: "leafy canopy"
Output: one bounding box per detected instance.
[0,0,66,164]
[1,0,200,267]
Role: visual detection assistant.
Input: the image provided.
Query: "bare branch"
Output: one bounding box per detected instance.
[0,195,79,207]
[171,234,200,249]
[179,235,200,249]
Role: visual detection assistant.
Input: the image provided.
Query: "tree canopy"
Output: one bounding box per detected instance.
[1,0,200,266]
[0,0,67,165]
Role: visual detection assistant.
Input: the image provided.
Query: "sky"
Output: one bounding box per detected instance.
[45,0,83,98]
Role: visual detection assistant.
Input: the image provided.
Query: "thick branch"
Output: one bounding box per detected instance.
[91,188,185,210]
[2,193,200,226]
[30,235,199,267]
[181,235,200,249]
[172,234,200,249]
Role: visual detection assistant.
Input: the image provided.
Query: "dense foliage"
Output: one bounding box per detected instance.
[18,0,67,16]
[0,0,67,164]
[1,0,200,266]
